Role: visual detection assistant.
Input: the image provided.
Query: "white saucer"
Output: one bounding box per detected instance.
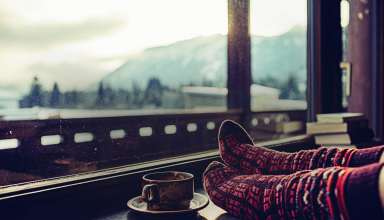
[127,193,209,215]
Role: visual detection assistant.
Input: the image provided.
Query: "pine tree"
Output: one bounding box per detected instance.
[49,82,61,107]
[96,82,106,107]
[279,74,300,99]
[144,78,163,107]
[29,76,43,107]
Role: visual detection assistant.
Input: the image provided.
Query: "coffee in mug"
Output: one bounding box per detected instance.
[141,171,194,211]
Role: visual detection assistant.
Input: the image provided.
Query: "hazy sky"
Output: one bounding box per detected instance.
[0,0,307,93]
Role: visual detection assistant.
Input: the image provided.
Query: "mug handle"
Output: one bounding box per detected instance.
[142,184,159,203]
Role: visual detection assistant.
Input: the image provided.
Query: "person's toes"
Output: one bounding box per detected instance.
[203,161,226,176]
[203,161,239,191]
[218,120,254,146]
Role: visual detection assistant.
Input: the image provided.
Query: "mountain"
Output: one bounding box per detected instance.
[101,26,306,90]
[251,26,306,83]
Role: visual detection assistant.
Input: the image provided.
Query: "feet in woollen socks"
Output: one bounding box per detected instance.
[218,120,384,174]
[203,161,384,220]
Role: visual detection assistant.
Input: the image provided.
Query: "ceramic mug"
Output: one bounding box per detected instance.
[141,171,194,211]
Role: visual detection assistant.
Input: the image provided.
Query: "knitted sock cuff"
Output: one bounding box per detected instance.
[349,146,384,167]
[344,163,384,220]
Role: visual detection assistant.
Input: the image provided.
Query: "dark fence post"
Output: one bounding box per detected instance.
[227,0,252,128]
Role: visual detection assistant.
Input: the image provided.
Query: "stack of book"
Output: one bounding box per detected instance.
[306,113,374,145]
[257,120,304,134]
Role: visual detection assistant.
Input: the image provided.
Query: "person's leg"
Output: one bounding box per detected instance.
[203,161,384,220]
[219,120,384,174]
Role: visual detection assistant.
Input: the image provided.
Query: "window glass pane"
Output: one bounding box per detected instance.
[250,0,307,112]
[0,0,227,119]
[0,0,227,187]
[250,0,307,142]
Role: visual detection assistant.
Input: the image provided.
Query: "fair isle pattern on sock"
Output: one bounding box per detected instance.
[203,161,384,220]
[218,120,384,174]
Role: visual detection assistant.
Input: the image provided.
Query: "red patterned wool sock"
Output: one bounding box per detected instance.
[203,161,384,220]
[219,120,384,174]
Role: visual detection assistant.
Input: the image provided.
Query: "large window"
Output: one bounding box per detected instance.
[0,0,228,187]
[250,0,307,112]
[0,0,228,121]
[0,0,309,189]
